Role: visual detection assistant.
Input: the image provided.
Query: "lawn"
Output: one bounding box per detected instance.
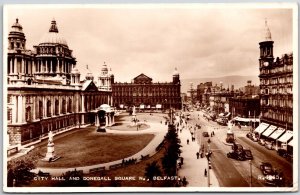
[36,127,154,168]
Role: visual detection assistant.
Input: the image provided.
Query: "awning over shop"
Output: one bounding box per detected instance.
[234,116,260,123]
[288,139,293,147]
[140,104,145,109]
[278,130,293,143]
[254,122,270,134]
[269,127,285,140]
[156,104,162,109]
[262,125,277,137]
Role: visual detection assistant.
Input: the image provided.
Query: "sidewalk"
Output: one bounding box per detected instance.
[32,122,168,176]
[175,117,219,187]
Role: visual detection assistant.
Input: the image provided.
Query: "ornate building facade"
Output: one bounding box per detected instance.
[6,19,113,146]
[255,20,293,151]
[112,69,181,110]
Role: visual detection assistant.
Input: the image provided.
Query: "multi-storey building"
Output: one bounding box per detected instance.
[112,69,181,110]
[6,19,113,146]
[209,90,234,115]
[255,20,293,150]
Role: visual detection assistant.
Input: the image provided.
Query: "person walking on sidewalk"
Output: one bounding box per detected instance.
[204,168,207,177]
[196,152,200,159]
[187,139,189,145]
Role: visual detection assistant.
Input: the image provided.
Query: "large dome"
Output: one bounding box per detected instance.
[39,20,68,46]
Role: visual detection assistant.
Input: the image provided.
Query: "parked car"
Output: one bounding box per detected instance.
[202,132,209,137]
[258,139,266,146]
[246,132,252,139]
[232,143,243,151]
[265,142,274,150]
[277,149,288,157]
[260,162,274,175]
[252,135,258,142]
[227,150,246,161]
[243,149,253,160]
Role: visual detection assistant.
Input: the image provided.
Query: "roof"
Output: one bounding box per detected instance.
[133,73,152,84]
[81,80,98,91]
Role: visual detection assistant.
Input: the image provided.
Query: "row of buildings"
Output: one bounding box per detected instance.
[6,19,181,146]
[195,20,294,151]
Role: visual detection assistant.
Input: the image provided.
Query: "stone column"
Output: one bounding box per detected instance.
[9,58,13,74]
[14,57,17,74]
[50,60,53,73]
[12,95,17,124]
[81,95,85,112]
[17,95,23,123]
[111,113,114,125]
[21,59,25,74]
[33,96,36,121]
[45,60,48,73]
[105,115,108,127]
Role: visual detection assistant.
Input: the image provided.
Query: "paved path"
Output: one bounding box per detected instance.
[175,116,219,187]
[32,122,168,176]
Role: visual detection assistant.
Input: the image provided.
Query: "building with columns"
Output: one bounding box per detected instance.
[6,19,113,146]
[112,69,181,110]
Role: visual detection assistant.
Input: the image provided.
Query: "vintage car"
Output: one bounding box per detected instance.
[227,150,246,161]
[260,162,274,175]
[265,142,274,150]
[243,149,253,160]
[258,139,266,146]
[202,132,209,137]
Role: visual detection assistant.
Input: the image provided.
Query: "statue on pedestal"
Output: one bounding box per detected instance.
[42,131,60,162]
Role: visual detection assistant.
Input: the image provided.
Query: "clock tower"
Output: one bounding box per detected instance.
[259,19,274,68]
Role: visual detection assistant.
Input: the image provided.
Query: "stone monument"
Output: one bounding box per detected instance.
[42,131,60,162]
[131,106,137,126]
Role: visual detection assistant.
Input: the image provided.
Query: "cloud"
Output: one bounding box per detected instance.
[5,5,293,82]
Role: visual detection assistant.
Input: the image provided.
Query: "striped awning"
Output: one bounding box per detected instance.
[269,127,285,140]
[254,122,270,134]
[262,125,277,137]
[278,130,293,143]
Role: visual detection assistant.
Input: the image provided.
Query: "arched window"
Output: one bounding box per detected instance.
[38,101,43,119]
[55,99,59,115]
[68,98,72,113]
[62,99,66,114]
[26,106,31,122]
[46,100,51,117]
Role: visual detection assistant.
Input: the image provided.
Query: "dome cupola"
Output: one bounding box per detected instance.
[8,18,26,50]
[39,19,68,46]
[263,19,272,42]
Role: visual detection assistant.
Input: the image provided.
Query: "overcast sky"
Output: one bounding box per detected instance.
[5,5,293,82]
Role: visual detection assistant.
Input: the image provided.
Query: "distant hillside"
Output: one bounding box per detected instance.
[181,75,259,93]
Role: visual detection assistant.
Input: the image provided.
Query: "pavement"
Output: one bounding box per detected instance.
[175,116,219,187]
[32,121,168,176]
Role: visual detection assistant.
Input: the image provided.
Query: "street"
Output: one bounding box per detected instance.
[184,110,293,187]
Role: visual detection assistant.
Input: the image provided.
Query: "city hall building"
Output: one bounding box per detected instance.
[6,19,114,146]
[112,70,182,110]
[254,21,293,151]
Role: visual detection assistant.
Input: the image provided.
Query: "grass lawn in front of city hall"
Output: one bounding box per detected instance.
[36,126,155,168]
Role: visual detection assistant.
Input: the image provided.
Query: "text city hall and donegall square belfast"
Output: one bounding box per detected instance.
[6,18,182,146]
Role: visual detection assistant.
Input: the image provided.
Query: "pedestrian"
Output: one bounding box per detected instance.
[187,139,189,145]
[196,152,199,159]
[212,131,215,136]
[204,168,207,177]
[211,132,213,137]
[182,176,187,186]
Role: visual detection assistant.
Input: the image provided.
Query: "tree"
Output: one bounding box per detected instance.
[161,124,181,176]
[144,161,162,186]
[7,150,41,187]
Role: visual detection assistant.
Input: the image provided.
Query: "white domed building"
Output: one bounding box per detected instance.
[6,19,114,146]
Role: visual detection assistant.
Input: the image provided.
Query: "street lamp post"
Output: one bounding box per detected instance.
[249,159,252,187]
